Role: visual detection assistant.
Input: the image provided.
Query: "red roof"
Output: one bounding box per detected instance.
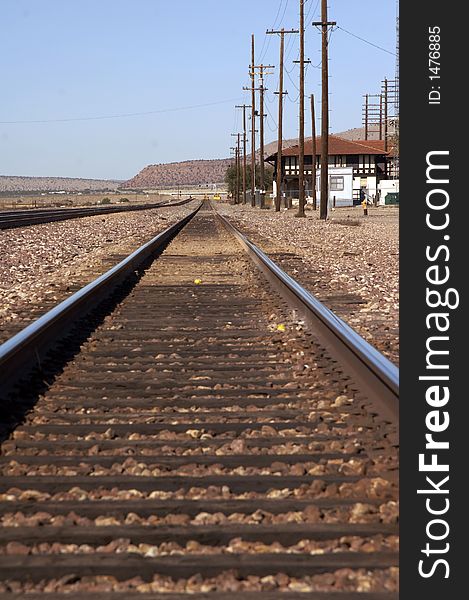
[266,135,390,159]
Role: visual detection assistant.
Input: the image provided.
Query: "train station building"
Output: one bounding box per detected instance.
[265,135,397,206]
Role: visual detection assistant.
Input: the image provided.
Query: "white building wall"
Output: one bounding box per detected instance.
[308,167,354,207]
[378,179,400,205]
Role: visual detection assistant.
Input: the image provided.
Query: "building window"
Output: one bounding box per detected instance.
[330,175,344,191]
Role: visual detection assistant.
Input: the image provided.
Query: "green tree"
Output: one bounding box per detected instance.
[224,163,274,197]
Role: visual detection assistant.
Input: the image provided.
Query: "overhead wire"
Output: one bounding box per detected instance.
[264,96,291,146]
[259,0,289,63]
[336,25,396,56]
[262,0,290,67]
[0,98,245,125]
[265,105,278,133]
[285,0,315,73]
[258,0,283,61]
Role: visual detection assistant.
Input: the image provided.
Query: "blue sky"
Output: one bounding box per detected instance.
[0,0,397,180]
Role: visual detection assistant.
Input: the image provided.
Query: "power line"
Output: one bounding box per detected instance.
[284,28,296,63]
[306,0,319,22]
[277,0,290,29]
[264,102,278,132]
[259,0,288,63]
[284,0,314,74]
[310,0,320,19]
[308,23,334,70]
[0,98,244,125]
[336,25,396,56]
[285,67,300,93]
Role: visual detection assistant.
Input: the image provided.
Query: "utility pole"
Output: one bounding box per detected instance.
[267,28,298,212]
[231,133,241,204]
[311,93,317,210]
[259,75,266,205]
[383,77,388,153]
[246,63,274,208]
[235,146,240,204]
[235,104,250,204]
[237,133,241,204]
[313,1,336,220]
[255,64,274,206]
[364,94,369,140]
[362,93,382,140]
[259,69,267,206]
[296,0,306,217]
[229,147,236,203]
[379,94,383,140]
[250,35,256,207]
[380,78,398,176]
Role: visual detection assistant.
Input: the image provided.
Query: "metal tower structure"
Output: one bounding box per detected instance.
[395,0,399,115]
[393,0,399,178]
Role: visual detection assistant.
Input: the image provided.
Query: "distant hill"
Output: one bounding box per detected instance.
[0,176,122,194]
[122,158,232,190]
[122,130,370,190]
[332,127,382,141]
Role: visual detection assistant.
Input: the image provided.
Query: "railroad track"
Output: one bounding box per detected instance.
[0,198,193,230]
[0,201,399,598]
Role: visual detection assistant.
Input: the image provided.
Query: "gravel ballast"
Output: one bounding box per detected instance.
[0,202,198,343]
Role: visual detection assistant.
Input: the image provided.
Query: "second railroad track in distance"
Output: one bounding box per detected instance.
[0,201,399,598]
[0,197,193,230]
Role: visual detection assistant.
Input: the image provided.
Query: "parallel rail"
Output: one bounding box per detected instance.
[0,202,201,398]
[1,205,399,412]
[0,197,194,230]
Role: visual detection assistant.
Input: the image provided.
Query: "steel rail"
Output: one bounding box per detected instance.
[0,198,194,230]
[0,203,202,399]
[216,209,399,422]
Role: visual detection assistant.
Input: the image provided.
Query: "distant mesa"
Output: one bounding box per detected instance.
[121,130,367,190]
[0,176,121,194]
[121,158,232,189]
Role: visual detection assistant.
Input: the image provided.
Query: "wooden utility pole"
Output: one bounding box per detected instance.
[313,1,336,220]
[255,64,274,207]
[235,104,250,204]
[381,78,398,176]
[231,133,241,204]
[259,75,267,206]
[259,75,266,204]
[296,0,306,217]
[267,28,298,212]
[310,93,317,210]
[379,93,383,141]
[230,146,237,203]
[250,35,256,207]
[246,63,274,208]
[383,77,388,152]
[364,94,369,140]
[276,32,286,212]
[362,93,383,140]
[236,136,240,204]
